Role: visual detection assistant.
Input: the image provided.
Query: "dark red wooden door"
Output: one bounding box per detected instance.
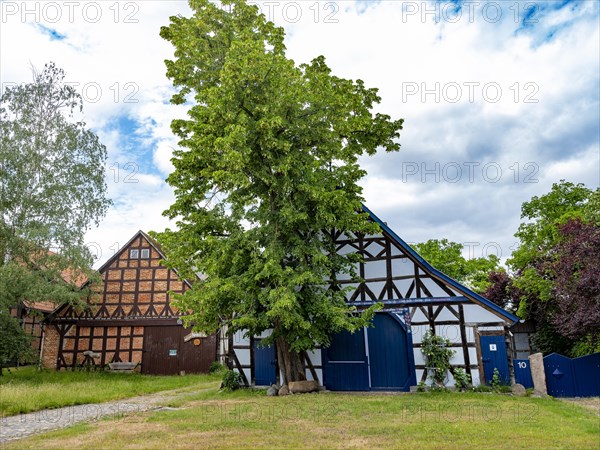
[179,332,217,374]
[142,326,181,375]
[142,326,217,375]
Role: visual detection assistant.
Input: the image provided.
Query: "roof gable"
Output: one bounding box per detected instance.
[362,204,519,324]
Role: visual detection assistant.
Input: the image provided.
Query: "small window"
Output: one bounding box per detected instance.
[141,248,150,259]
[129,249,139,259]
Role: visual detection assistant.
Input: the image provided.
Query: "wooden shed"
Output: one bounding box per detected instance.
[41,231,217,375]
[227,205,520,390]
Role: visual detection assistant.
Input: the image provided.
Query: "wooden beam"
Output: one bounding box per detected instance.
[302,351,319,384]
[458,305,471,377]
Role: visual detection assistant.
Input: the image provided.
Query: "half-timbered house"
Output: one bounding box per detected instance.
[41,231,217,375]
[227,205,519,390]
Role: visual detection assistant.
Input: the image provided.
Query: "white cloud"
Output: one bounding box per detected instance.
[1,0,598,269]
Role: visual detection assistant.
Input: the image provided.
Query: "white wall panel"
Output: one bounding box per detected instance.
[419,278,449,297]
[411,309,428,323]
[391,258,414,277]
[364,260,386,279]
[435,325,462,343]
[413,348,426,366]
[236,348,251,366]
[233,330,249,345]
[395,278,414,298]
[462,304,504,323]
[365,281,386,299]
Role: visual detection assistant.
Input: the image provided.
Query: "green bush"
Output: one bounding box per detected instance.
[221,369,243,390]
[472,385,493,392]
[452,368,471,391]
[209,361,227,374]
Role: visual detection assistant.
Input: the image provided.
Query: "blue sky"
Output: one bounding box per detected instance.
[0,0,598,267]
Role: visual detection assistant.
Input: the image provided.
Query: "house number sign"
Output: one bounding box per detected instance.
[169,349,177,356]
[489,344,497,351]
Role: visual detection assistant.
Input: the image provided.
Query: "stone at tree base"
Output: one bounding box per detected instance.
[511,383,526,396]
[267,385,278,396]
[529,353,548,396]
[278,385,290,396]
[288,380,319,394]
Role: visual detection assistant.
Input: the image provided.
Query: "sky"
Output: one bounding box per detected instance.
[1,0,598,268]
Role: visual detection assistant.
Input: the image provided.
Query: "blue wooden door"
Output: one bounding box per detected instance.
[323,329,369,391]
[513,359,534,389]
[368,313,412,391]
[480,335,510,385]
[253,339,277,386]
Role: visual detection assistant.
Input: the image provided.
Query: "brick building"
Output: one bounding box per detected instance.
[41,231,217,375]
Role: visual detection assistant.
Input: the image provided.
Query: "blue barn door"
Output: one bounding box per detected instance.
[253,339,277,386]
[323,329,369,391]
[368,313,412,391]
[480,335,510,385]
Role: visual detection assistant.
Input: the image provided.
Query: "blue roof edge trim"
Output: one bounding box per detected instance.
[361,204,520,324]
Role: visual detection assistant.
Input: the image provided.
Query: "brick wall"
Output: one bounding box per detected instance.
[41,326,60,369]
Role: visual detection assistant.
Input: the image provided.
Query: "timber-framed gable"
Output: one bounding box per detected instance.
[229,205,519,390]
[42,231,217,374]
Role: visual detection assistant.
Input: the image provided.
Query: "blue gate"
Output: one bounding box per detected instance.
[513,359,534,389]
[323,312,414,391]
[323,328,369,391]
[544,352,600,397]
[253,339,277,386]
[480,335,510,385]
[368,313,412,391]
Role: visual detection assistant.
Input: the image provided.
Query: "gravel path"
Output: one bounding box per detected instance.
[0,389,190,443]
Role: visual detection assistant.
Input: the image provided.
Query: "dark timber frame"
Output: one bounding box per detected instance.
[44,231,217,374]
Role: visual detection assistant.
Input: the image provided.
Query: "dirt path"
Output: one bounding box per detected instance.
[0,387,198,443]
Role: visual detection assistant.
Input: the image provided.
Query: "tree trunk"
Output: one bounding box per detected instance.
[275,336,307,385]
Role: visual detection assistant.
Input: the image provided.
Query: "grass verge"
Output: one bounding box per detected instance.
[6,389,599,449]
[0,366,220,417]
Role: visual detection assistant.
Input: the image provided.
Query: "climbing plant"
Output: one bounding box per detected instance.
[421,330,455,387]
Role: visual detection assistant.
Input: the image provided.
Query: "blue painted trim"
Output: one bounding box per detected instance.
[361,204,520,324]
[349,296,470,308]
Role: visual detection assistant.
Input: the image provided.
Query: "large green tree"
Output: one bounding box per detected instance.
[504,180,599,356]
[0,63,111,372]
[156,0,402,384]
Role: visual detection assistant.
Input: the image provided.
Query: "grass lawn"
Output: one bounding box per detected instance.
[0,366,220,417]
[5,385,599,449]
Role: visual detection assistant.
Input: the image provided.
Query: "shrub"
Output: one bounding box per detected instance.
[453,368,471,391]
[209,361,227,374]
[490,368,501,391]
[221,370,243,390]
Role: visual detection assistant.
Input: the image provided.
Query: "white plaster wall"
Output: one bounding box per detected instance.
[364,259,386,279]
[233,330,250,345]
[419,278,451,297]
[435,325,462,343]
[236,348,251,367]
[391,258,414,277]
[462,304,504,323]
